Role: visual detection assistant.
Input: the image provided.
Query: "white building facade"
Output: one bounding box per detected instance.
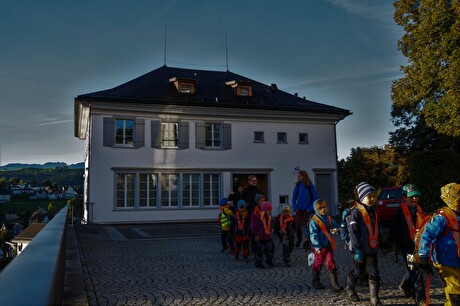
[74,66,350,224]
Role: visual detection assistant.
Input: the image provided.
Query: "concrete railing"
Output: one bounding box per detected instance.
[0,206,68,306]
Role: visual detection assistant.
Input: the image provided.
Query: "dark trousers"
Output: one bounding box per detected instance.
[281,234,294,263]
[401,251,426,302]
[255,239,275,265]
[221,230,235,250]
[350,254,380,282]
[295,210,310,241]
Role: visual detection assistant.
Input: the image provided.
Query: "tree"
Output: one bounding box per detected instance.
[338,145,409,201]
[391,0,460,147]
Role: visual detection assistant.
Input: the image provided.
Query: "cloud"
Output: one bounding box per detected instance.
[323,0,393,23]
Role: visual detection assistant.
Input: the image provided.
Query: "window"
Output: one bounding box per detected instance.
[203,174,220,206]
[299,133,309,144]
[205,123,222,148]
[103,117,145,148]
[139,174,157,207]
[161,174,179,207]
[277,132,287,143]
[182,174,200,207]
[116,173,135,208]
[237,86,250,96]
[115,119,134,145]
[179,83,193,93]
[195,122,231,150]
[254,131,264,143]
[161,122,179,148]
[169,77,196,94]
[225,80,253,96]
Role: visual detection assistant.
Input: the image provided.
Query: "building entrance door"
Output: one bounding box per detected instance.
[232,173,268,197]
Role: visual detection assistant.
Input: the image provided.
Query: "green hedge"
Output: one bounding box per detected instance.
[409,150,460,213]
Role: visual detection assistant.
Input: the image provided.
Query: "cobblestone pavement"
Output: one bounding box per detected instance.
[65,222,447,306]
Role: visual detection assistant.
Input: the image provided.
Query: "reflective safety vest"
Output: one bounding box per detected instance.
[279,214,294,232]
[236,211,248,231]
[311,214,336,250]
[401,203,423,240]
[437,207,460,257]
[356,203,379,249]
[261,213,272,235]
[220,209,232,229]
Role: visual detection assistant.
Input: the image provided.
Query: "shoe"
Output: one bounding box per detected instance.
[398,284,412,298]
[284,262,291,267]
[295,239,302,247]
[243,256,250,263]
[255,263,265,269]
[221,246,228,253]
[267,261,274,268]
[234,253,240,260]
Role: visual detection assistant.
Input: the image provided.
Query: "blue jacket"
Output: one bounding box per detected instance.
[348,204,382,255]
[292,182,318,212]
[309,205,339,251]
[418,211,460,268]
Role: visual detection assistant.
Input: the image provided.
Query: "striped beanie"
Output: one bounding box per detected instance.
[356,182,376,203]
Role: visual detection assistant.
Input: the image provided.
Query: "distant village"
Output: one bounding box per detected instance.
[0,183,79,261]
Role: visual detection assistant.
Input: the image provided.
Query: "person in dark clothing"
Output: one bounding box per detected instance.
[386,184,426,305]
[228,185,245,212]
[243,175,263,219]
[346,182,387,306]
[274,205,295,267]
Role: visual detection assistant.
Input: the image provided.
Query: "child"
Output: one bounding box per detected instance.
[275,205,295,267]
[249,193,266,255]
[252,201,275,268]
[309,199,343,291]
[417,182,460,306]
[218,197,234,253]
[345,182,386,306]
[234,199,250,261]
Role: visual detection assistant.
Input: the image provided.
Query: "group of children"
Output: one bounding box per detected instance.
[219,181,460,306]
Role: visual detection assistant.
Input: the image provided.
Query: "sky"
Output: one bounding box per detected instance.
[0,0,406,166]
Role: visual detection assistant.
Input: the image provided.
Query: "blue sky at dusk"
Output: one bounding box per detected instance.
[0,0,405,165]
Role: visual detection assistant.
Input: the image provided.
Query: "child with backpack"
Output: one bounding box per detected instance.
[309,199,343,291]
[386,184,428,305]
[234,199,250,261]
[345,182,387,306]
[416,182,460,306]
[274,205,295,267]
[218,197,234,253]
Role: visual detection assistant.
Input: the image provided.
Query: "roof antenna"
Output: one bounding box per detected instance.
[163,25,167,66]
[225,32,229,71]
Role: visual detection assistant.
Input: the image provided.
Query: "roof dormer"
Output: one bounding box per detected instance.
[169,77,197,94]
[225,80,253,96]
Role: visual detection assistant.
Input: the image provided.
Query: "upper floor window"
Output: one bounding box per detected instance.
[169,77,196,94]
[277,132,287,143]
[115,119,134,145]
[195,122,232,150]
[254,131,264,143]
[103,117,145,148]
[299,133,309,144]
[151,120,189,149]
[225,80,253,97]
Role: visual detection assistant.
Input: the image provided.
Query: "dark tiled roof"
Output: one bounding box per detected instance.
[12,223,46,241]
[76,65,350,116]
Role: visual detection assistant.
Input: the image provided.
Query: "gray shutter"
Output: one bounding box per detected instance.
[151,120,161,148]
[135,119,145,148]
[103,117,115,147]
[179,121,189,149]
[195,122,206,149]
[223,123,232,150]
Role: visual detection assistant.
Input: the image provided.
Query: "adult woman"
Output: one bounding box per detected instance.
[292,170,318,247]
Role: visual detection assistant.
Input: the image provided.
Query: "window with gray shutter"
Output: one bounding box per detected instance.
[195,122,206,149]
[151,120,161,148]
[223,123,232,150]
[179,121,189,149]
[135,119,145,148]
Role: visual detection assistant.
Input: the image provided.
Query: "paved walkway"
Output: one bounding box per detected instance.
[64,223,446,306]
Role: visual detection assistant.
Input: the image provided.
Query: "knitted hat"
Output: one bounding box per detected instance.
[255,193,265,204]
[356,182,376,203]
[261,201,272,212]
[237,199,247,209]
[280,205,291,214]
[402,184,422,197]
[440,182,460,212]
[219,197,229,206]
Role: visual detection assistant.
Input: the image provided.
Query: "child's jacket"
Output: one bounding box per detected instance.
[234,210,250,236]
[309,206,339,251]
[348,202,382,255]
[219,206,233,231]
[252,211,273,240]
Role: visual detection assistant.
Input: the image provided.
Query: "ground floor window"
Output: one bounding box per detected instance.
[115,171,221,209]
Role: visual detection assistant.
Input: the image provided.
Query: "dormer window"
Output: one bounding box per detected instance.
[225,80,253,96]
[169,77,197,94]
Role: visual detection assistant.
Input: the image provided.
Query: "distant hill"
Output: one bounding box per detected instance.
[0,162,84,171]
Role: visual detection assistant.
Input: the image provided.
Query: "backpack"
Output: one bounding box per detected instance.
[340,205,354,250]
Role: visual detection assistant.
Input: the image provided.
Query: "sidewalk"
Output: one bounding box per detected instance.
[64,222,446,305]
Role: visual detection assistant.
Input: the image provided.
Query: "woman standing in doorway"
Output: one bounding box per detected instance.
[292,170,318,247]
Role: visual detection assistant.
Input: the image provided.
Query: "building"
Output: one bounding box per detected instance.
[74,65,351,224]
[11,223,46,255]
